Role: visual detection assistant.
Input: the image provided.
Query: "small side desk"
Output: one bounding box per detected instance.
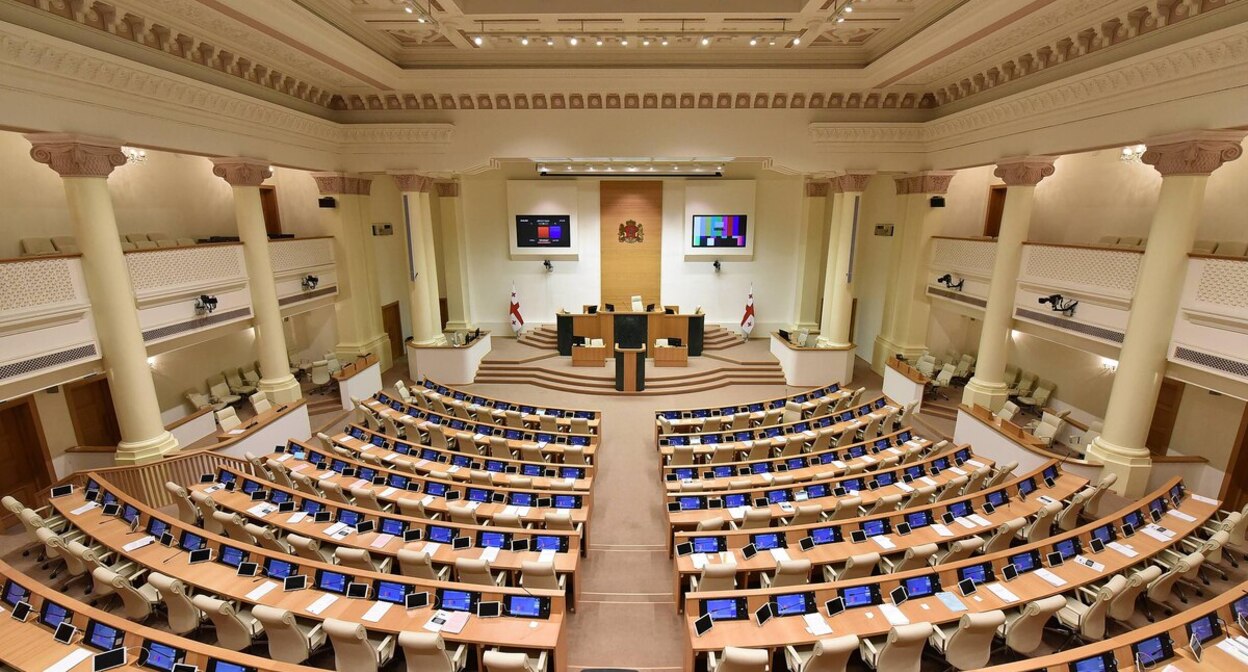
[653,345,688,367]
[615,345,646,392]
[571,345,607,367]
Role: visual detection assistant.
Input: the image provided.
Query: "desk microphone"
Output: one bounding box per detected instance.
[161,549,182,564]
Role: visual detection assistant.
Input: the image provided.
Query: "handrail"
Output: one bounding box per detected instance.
[53,444,253,509]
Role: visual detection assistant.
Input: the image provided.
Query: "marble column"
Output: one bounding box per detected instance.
[211,158,301,404]
[962,156,1058,411]
[391,172,445,345]
[819,173,874,348]
[437,181,475,331]
[26,134,179,464]
[792,180,828,332]
[1088,130,1245,496]
[871,171,956,373]
[311,172,392,369]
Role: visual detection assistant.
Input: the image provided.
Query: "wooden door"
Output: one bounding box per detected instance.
[439,298,449,331]
[1145,378,1185,456]
[260,186,282,236]
[983,185,1007,238]
[1219,403,1248,510]
[382,301,404,361]
[0,397,55,528]
[65,376,122,447]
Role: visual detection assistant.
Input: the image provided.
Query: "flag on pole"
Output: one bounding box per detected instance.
[509,284,525,335]
[740,285,756,338]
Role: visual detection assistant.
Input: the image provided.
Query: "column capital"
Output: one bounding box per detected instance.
[211,157,272,187]
[389,171,435,193]
[894,171,956,195]
[804,180,830,197]
[1141,130,1246,177]
[311,172,372,196]
[993,156,1058,186]
[434,181,460,197]
[830,172,876,194]
[25,133,127,178]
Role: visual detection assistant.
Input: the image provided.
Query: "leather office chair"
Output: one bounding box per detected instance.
[287,534,333,563]
[350,487,388,512]
[859,623,932,672]
[998,594,1065,656]
[447,504,480,526]
[739,508,772,529]
[482,650,548,672]
[1055,491,1090,532]
[215,407,242,431]
[455,558,506,586]
[189,492,224,534]
[242,366,260,387]
[246,523,290,554]
[881,543,937,574]
[504,410,524,428]
[784,504,824,526]
[563,445,588,465]
[929,610,1005,671]
[192,594,263,651]
[265,460,297,490]
[994,402,1020,423]
[1109,565,1162,623]
[396,498,434,520]
[984,461,1019,489]
[319,481,353,505]
[783,635,858,672]
[1022,501,1063,543]
[399,632,467,672]
[324,618,395,672]
[823,551,879,582]
[147,571,203,635]
[92,566,158,621]
[934,476,968,502]
[208,374,242,406]
[1058,573,1127,641]
[213,511,256,545]
[488,437,513,459]
[707,646,769,672]
[690,564,737,593]
[761,559,811,589]
[1083,474,1118,519]
[570,417,590,434]
[696,517,728,531]
[830,497,861,521]
[226,370,257,396]
[933,536,983,565]
[186,390,224,411]
[961,467,991,495]
[901,486,936,510]
[336,547,390,573]
[862,494,903,517]
[1145,551,1204,620]
[520,561,565,592]
[397,549,449,581]
[164,481,200,525]
[670,445,695,466]
[250,392,272,414]
[983,517,1027,554]
[252,605,326,664]
[520,444,546,462]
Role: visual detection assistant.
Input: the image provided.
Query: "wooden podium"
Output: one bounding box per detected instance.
[556,309,704,357]
[615,345,646,392]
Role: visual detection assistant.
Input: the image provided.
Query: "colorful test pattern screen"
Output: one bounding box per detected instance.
[516,215,571,247]
[691,215,747,248]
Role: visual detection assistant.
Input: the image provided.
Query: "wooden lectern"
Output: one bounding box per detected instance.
[614,344,646,392]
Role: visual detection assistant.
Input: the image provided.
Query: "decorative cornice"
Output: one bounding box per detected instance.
[1141,130,1247,176]
[210,157,272,187]
[339,90,933,113]
[390,173,435,193]
[25,133,126,178]
[311,172,372,196]
[830,172,876,193]
[804,181,829,198]
[894,171,956,195]
[993,156,1059,186]
[435,182,460,198]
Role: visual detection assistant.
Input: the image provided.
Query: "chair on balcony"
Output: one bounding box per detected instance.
[1214,241,1248,257]
[208,375,242,407]
[20,238,56,256]
[1192,240,1217,254]
[225,369,257,396]
[176,238,197,246]
[215,407,242,432]
[51,236,79,253]
[1016,380,1054,413]
[134,240,158,249]
[186,390,225,412]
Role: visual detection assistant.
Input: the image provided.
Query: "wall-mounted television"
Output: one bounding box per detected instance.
[691,215,747,248]
[516,215,571,248]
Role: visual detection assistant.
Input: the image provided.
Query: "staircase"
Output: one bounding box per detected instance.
[474,355,786,396]
[701,324,743,351]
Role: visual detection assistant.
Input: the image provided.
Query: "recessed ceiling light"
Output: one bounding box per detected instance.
[570,37,579,46]
[565,165,573,171]
[769,40,777,45]
[621,39,629,46]
[749,38,757,46]
[596,38,604,46]
[404,6,413,13]
[521,37,529,45]
[417,16,426,23]
[473,35,483,46]
[547,38,554,46]
[587,166,596,172]
[844,5,853,12]
[661,38,669,46]
[642,39,650,46]
[700,37,710,46]
[836,17,845,23]
[792,37,800,45]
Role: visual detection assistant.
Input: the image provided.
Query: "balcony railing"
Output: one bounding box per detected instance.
[1013,242,1141,346]
[0,255,98,386]
[270,237,338,312]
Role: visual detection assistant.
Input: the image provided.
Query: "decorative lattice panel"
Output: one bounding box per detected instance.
[1194,259,1248,310]
[1015,308,1125,344]
[278,286,337,306]
[930,239,996,277]
[270,238,335,273]
[0,258,77,313]
[1023,246,1140,294]
[126,247,243,293]
[1174,346,1248,379]
[928,287,987,308]
[0,344,97,381]
[142,307,251,342]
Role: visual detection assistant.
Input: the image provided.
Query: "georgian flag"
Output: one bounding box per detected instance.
[740,285,756,338]
[509,284,525,335]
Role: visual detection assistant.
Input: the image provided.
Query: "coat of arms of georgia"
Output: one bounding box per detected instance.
[618,219,644,243]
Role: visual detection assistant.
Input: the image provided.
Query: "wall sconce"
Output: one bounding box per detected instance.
[301,275,319,291]
[713,260,722,273]
[936,273,964,291]
[542,260,553,273]
[195,294,219,315]
[1038,293,1078,316]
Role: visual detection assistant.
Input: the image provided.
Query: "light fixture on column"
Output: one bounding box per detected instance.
[122,147,147,164]
[1038,293,1078,316]
[543,260,553,273]
[301,275,319,291]
[936,274,964,291]
[194,294,219,315]
[1120,144,1147,162]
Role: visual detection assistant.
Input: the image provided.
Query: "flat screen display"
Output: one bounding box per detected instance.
[691,215,747,248]
[516,215,571,248]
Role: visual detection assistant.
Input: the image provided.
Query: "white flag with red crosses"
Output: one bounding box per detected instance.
[740,285,755,338]
[509,284,525,335]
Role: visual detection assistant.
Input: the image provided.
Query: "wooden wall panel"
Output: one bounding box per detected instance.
[600,181,662,308]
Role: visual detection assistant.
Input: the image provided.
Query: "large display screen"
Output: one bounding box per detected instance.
[691,215,747,248]
[516,215,571,248]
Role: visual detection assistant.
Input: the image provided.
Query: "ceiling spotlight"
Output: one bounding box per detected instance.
[521,37,529,45]
[769,39,777,46]
[627,165,638,172]
[844,4,853,12]
[642,39,650,46]
[473,35,484,46]
[404,6,413,13]
[621,39,629,46]
[715,164,723,171]
[417,16,427,23]
[700,37,710,46]
[569,37,578,46]
[648,166,656,172]
[565,165,573,171]
[547,38,554,46]
[587,166,596,172]
[792,37,801,45]
[661,38,669,46]
[749,38,758,46]
[836,17,845,23]
[596,38,603,46]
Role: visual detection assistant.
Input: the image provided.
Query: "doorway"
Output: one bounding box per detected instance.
[1221,404,1248,510]
[1145,378,1185,456]
[983,185,1007,238]
[0,396,55,528]
[381,301,404,361]
[65,375,122,447]
[260,186,282,236]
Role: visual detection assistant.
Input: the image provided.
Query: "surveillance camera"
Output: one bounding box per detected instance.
[713,260,722,272]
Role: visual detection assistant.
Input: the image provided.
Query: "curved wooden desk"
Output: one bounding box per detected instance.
[418,378,602,422]
[654,383,845,435]
[372,393,599,443]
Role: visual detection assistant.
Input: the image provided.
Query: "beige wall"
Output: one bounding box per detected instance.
[368,178,413,341]
[32,387,78,462]
[149,327,260,419]
[286,305,338,365]
[1169,385,1245,471]
[851,175,900,362]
